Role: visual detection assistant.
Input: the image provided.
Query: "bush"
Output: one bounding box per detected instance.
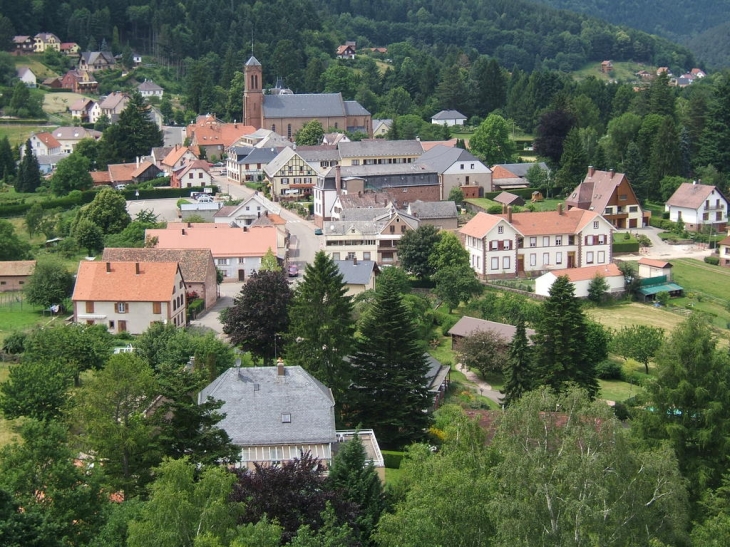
[188,298,205,318]
[487,205,503,214]
[613,401,631,421]
[595,360,624,380]
[433,311,459,333]
[705,256,720,265]
[382,451,405,469]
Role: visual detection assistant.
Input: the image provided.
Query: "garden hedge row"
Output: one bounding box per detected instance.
[612,241,640,253]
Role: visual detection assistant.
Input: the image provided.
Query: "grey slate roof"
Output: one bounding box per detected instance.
[431,110,467,121]
[264,93,354,119]
[344,101,370,116]
[324,220,385,236]
[407,200,458,219]
[198,366,336,446]
[340,207,391,221]
[245,56,261,66]
[448,316,536,341]
[239,147,279,165]
[415,145,483,173]
[338,139,424,158]
[334,259,378,285]
[297,145,340,162]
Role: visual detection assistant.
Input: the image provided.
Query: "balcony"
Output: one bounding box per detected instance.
[706,203,725,211]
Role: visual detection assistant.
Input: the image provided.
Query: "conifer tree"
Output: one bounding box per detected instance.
[0,135,15,179]
[532,276,598,398]
[554,127,587,193]
[15,140,41,193]
[345,277,431,448]
[285,251,354,412]
[501,318,533,407]
[327,433,385,545]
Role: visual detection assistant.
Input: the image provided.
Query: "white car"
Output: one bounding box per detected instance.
[115,184,127,191]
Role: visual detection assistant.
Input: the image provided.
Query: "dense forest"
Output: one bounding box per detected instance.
[533,0,730,68]
[0,0,696,78]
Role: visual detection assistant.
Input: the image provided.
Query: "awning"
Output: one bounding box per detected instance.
[637,283,683,296]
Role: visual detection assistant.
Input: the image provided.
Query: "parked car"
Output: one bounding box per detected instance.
[114,184,126,191]
[288,264,299,277]
[314,228,323,235]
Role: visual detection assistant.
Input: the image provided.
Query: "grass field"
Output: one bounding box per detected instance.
[670,258,730,302]
[0,299,50,343]
[599,379,644,402]
[12,55,59,81]
[43,92,89,115]
[572,61,653,83]
[586,302,685,332]
[0,124,58,147]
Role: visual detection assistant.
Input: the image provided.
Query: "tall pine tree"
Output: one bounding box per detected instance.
[285,251,354,417]
[501,318,533,407]
[345,278,431,448]
[532,276,598,398]
[554,127,587,193]
[15,140,41,193]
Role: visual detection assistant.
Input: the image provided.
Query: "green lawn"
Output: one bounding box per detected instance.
[671,258,730,302]
[572,61,653,83]
[0,125,57,148]
[599,379,644,402]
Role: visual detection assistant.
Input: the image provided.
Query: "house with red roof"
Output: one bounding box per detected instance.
[171,159,212,188]
[665,182,728,233]
[25,132,61,157]
[566,167,650,229]
[72,261,187,334]
[146,224,280,282]
[186,115,256,160]
[161,145,198,174]
[460,205,614,279]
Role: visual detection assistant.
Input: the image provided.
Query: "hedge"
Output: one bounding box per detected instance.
[705,256,720,265]
[612,241,639,253]
[0,186,219,218]
[188,298,205,318]
[382,451,405,469]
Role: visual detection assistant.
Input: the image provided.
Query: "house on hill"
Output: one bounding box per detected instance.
[137,79,163,98]
[665,182,728,233]
[336,43,356,59]
[72,261,187,334]
[16,67,36,87]
[12,36,33,55]
[79,51,116,72]
[431,110,467,126]
[566,167,650,229]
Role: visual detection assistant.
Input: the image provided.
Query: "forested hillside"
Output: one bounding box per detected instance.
[0,0,696,79]
[533,0,730,68]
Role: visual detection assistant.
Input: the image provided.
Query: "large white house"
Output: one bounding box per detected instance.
[460,206,614,279]
[665,182,728,233]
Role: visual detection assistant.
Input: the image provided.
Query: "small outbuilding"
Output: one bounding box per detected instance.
[535,263,625,298]
[0,260,36,292]
[637,258,673,281]
[492,191,525,207]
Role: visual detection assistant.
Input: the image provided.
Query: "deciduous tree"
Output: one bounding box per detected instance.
[397,224,441,279]
[468,114,516,165]
[429,231,469,271]
[74,186,131,234]
[457,328,508,378]
[610,324,664,374]
[432,264,483,313]
[0,219,31,260]
[296,120,325,146]
[222,270,292,364]
[0,359,73,420]
[24,258,74,309]
[50,152,93,195]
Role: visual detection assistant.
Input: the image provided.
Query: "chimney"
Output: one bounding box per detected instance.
[135,262,140,275]
[353,256,358,265]
[106,262,111,273]
[187,222,192,228]
[502,203,507,214]
[277,357,285,376]
[136,156,139,168]
[609,169,615,178]
[507,206,512,224]
[335,165,342,195]
[558,203,563,215]
[588,165,595,177]
[182,228,186,235]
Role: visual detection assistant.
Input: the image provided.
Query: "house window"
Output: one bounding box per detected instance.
[593,221,599,228]
[556,252,563,264]
[586,251,594,264]
[491,240,499,250]
[543,253,549,265]
[281,413,291,423]
[390,225,395,233]
[363,252,371,260]
[86,301,94,313]
[216,259,229,266]
[502,256,510,270]
[287,124,292,138]
[529,253,536,266]
[471,164,474,169]
[188,173,193,179]
[598,235,606,245]
[239,258,245,264]
[401,225,406,233]
[717,212,723,220]
[619,194,627,201]
[555,236,562,246]
[346,252,356,260]
[460,164,464,170]
[703,212,709,221]
[153,302,161,314]
[629,206,638,212]
[491,257,499,270]
[598,251,606,263]
[529,237,537,247]
[198,172,203,178]
[586,235,594,245]
[498,225,504,234]
[108,320,115,329]
[116,302,128,313]
[543,236,550,247]
[568,235,575,245]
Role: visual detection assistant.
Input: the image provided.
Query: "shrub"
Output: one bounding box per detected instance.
[188,298,205,318]
[382,451,404,469]
[595,360,624,380]
[613,401,631,421]
[487,205,503,214]
[433,311,459,333]
[704,256,720,265]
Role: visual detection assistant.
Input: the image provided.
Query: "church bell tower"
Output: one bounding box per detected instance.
[243,56,263,129]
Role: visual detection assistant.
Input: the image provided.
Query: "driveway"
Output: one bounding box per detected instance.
[619,226,712,262]
[189,281,243,335]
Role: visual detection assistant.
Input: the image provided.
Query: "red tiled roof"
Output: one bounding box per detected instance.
[162,145,194,167]
[90,171,111,185]
[547,263,622,282]
[34,132,61,149]
[460,212,504,238]
[491,165,518,179]
[146,225,278,258]
[72,261,180,302]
